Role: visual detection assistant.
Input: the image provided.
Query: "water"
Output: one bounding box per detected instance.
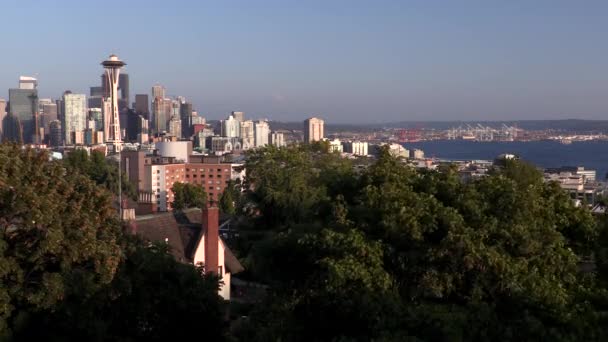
[404,140,608,180]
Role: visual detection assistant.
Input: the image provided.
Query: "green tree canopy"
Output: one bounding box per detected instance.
[235,144,607,341]
[0,144,123,337]
[172,182,207,211]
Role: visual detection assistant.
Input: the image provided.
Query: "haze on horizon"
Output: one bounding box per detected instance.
[0,0,606,124]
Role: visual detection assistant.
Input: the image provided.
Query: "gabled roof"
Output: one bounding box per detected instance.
[135,208,243,273]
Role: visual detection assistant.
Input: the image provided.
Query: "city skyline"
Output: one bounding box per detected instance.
[0,0,606,123]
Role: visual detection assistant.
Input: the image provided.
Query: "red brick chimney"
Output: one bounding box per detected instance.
[202,204,219,275]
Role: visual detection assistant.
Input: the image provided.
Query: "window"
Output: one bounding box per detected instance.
[217,168,222,172]
[186,175,190,178]
[157,170,160,174]
[217,174,222,178]
[193,174,197,178]
[218,266,223,277]
[156,182,160,186]
[209,187,214,191]
[216,181,221,185]
[216,187,221,190]
[209,174,214,178]
[156,194,160,198]
[186,168,190,172]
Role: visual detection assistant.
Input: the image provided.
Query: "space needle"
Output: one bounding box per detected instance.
[101,54,126,152]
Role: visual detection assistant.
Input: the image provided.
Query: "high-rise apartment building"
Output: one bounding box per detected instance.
[169,114,182,138]
[304,117,324,143]
[222,114,240,138]
[62,93,87,145]
[152,97,167,134]
[254,120,270,147]
[232,111,244,122]
[240,120,255,149]
[270,132,285,147]
[152,84,165,99]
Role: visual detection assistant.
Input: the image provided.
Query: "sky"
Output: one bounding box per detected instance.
[0,0,606,123]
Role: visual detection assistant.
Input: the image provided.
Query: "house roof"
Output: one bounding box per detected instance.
[135,208,244,274]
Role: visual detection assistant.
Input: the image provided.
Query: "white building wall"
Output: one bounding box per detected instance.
[254,121,269,147]
[63,94,87,145]
[193,236,231,300]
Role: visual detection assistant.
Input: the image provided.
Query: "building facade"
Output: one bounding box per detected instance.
[304,117,324,143]
[62,93,87,145]
[254,120,269,147]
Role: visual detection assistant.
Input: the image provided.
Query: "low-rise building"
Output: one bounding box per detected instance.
[135,207,244,300]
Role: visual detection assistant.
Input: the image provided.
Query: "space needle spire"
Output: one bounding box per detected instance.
[101,54,126,151]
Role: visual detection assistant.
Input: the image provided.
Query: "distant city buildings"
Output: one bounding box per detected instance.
[7,77,39,144]
[304,117,324,143]
[254,120,269,147]
[62,93,87,145]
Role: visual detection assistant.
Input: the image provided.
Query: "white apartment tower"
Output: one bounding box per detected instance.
[62,93,87,145]
[304,117,324,143]
[254,120,270,147]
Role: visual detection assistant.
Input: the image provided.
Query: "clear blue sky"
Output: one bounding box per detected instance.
[0,0,606,123]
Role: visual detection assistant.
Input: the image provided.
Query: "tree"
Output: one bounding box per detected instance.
[172,182,207,211]
[15,238,226,341]
[63,149,137,201]
[242,145,327,228]
[235,145,606,341]
[219,181,236,215]
[0,144,123,337]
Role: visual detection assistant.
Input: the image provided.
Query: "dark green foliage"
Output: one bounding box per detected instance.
[233,143,608,341]
[172,182,207,210]
[63,149,137,201]
[219,180,239,215]
[0,144,123,337]
[14,239,225,342]
[0,144,225,340]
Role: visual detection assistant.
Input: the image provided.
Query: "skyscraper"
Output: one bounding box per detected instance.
[135,94,149,117]
[62,93,87,145]
[19,76,37,90]
[49,120,62,147]
[152,97,167,134]
[8,85,38,144]
[180,102,193,138]
[304,117,324,143]
[240,120,254,148]
[222,114,240,138]
[41,103,58,141]
[89,108,103,133]
[0,98,6,139]
[169,114,182,138]
[101,54,126,150]
[232,111,244,122]
[152,84,165,99]
[254,120,270,147]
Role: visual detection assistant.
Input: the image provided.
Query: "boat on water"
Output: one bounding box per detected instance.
[560,139,573,145]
